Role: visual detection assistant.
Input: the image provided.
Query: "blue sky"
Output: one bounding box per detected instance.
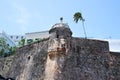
[0,0,120,39]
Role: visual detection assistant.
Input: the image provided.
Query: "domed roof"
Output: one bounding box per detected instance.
[49,18,72,37]
[51,23,69,29]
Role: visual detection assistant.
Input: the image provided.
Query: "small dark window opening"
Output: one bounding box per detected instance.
[11,36,13,39]
[16,36,18,39]
[28,56,30,60]
[57,34,59,38]
[7,44,9,46]
[21,36,23,39]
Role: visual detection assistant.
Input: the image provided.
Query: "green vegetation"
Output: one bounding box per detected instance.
[8,46,17,56]
[27,38,48,45]
[0,37,16,57]
[18,38,49,47]
[19,39,25,47]
[73,12,87,38]
[27,39,34,45]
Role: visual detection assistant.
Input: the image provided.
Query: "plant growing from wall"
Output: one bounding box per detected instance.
[19,39,25,47]
[27,39,33,45]
[0,37,17,57]
[8,46,17,56]
[34,38,41,43]
[0,37,9,57]
[0,37,9,49]
[0,49,5,57]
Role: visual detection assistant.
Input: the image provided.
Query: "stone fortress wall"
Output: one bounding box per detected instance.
[0,22,120,80]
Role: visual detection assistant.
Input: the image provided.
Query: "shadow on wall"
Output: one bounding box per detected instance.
[0,75,15,80]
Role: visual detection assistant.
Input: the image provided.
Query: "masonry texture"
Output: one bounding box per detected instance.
[0,56,14,77]
[2,37,119,80]
[6,40,48,80]
[0,22,120,80]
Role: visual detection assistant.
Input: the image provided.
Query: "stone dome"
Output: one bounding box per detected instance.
[51,23,69,29]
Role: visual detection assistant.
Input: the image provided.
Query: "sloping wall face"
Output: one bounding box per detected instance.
[7,40,48,80]
[58,38,120,80]
[44,37,112,80]
[6,38,120,80]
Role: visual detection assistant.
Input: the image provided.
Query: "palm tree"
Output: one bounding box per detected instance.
[73,12,87,38]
